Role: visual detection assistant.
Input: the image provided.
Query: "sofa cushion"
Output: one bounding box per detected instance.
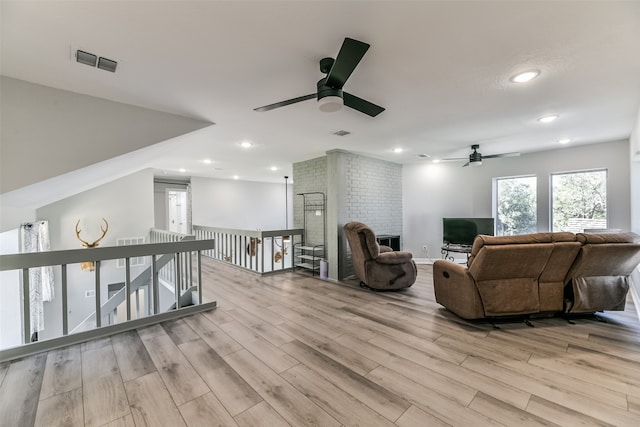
[577,232,639,244]
[567,243,640,278]
[538,241,582,311]
[376,251,413,264]
[468,244,554,281]
[467,232,569,266]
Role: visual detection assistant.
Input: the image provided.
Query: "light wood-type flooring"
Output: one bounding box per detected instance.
[2,259,640,426]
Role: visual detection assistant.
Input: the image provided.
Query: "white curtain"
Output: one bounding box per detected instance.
[20,221,54,337]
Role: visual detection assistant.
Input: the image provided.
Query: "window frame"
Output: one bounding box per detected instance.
[493,174,538,236]
[549,168,608,232]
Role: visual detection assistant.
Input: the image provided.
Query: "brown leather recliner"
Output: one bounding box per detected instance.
[344,222,417,290]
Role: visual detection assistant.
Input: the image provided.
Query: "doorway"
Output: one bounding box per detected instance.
[166,188,188,234]
[154,178,191,233]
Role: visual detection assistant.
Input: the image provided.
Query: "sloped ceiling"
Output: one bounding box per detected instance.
[0,77,212,193]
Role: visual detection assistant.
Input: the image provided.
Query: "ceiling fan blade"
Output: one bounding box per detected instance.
[254,93,316,112]
[324,38,370,89]
[343,92,385,117]
[483,152,520,159]
[439,157,467,162]
[462,162,470,167]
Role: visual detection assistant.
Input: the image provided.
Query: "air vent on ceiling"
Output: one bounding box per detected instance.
[333,130,351,136]
[75,48,118,72]
[418,154,431,158]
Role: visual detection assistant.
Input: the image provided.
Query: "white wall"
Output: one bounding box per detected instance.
[628,106,640,319]
[0,229,21,349]
[0,76,211,194]
[34,169,155,339]
[630,105,640,234]
[403,140,632,262]
[192,176,292,230]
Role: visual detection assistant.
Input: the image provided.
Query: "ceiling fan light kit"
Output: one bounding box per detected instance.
[442,143,520,168]
[254,37,385,117]
[318,95,343,112]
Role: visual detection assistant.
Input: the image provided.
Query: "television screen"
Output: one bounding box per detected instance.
[443,218,495,246]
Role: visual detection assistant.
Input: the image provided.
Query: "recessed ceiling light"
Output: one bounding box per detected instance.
[241,141,252,148]
[510,70,540,83]
[202,159,212,164]
[179,168,186,173]
[393,148,403,153]
[270,166,278,171]
[557,138,571,144]
[538,115,558,123]
[432,159,441,164]
[233,175,239,180]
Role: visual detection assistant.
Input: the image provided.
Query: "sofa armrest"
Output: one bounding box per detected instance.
[433,260,485,319]
[376,250,413,264]
[379,245,393,253]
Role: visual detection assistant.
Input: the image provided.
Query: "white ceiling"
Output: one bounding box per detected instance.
[2,1,640,188]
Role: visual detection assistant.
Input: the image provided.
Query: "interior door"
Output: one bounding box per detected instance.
[166,189,188,234]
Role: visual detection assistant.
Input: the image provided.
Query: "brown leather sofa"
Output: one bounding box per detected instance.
[344,222,417,290]
[564,232,640,314]
[433,231,640,320]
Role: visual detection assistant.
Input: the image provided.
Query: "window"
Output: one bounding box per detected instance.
[495,175,537,236]
[551,169,607,232]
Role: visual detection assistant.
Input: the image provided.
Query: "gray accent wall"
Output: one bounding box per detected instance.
[294,151,402,280]
[293,156,328,246]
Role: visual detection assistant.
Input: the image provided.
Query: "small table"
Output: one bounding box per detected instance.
[441,243,472,262]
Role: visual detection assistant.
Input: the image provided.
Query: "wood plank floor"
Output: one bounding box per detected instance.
[2,259,640,426]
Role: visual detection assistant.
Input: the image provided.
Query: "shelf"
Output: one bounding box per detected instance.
[296,192,326,277]
[297,254,322,261]
[297,245,324,251]
[303,204,325,211]
[295,262,320,270]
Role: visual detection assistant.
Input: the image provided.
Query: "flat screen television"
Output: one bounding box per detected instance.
[443,217,495,246]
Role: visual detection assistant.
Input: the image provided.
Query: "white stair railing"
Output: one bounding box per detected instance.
[0,238,216,362]
[193,225,303,274]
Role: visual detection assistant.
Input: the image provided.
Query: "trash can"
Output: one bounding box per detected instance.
[320,259,328,279]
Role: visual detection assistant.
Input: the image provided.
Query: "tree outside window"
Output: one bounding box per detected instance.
[551,169,607,232]
[495,176,537,236]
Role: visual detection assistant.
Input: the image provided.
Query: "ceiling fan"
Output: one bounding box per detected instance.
[254,37,385,117]
[443,144,520,167]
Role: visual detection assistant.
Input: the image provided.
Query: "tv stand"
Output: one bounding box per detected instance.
[441,243,472,262]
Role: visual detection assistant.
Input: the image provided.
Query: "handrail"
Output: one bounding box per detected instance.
[150,228,195,243]
[0,238,216,357]
[0,239,214,270]
[192,225,303,274]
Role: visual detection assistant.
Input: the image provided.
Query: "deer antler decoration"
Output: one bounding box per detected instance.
[75,218,109,271]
